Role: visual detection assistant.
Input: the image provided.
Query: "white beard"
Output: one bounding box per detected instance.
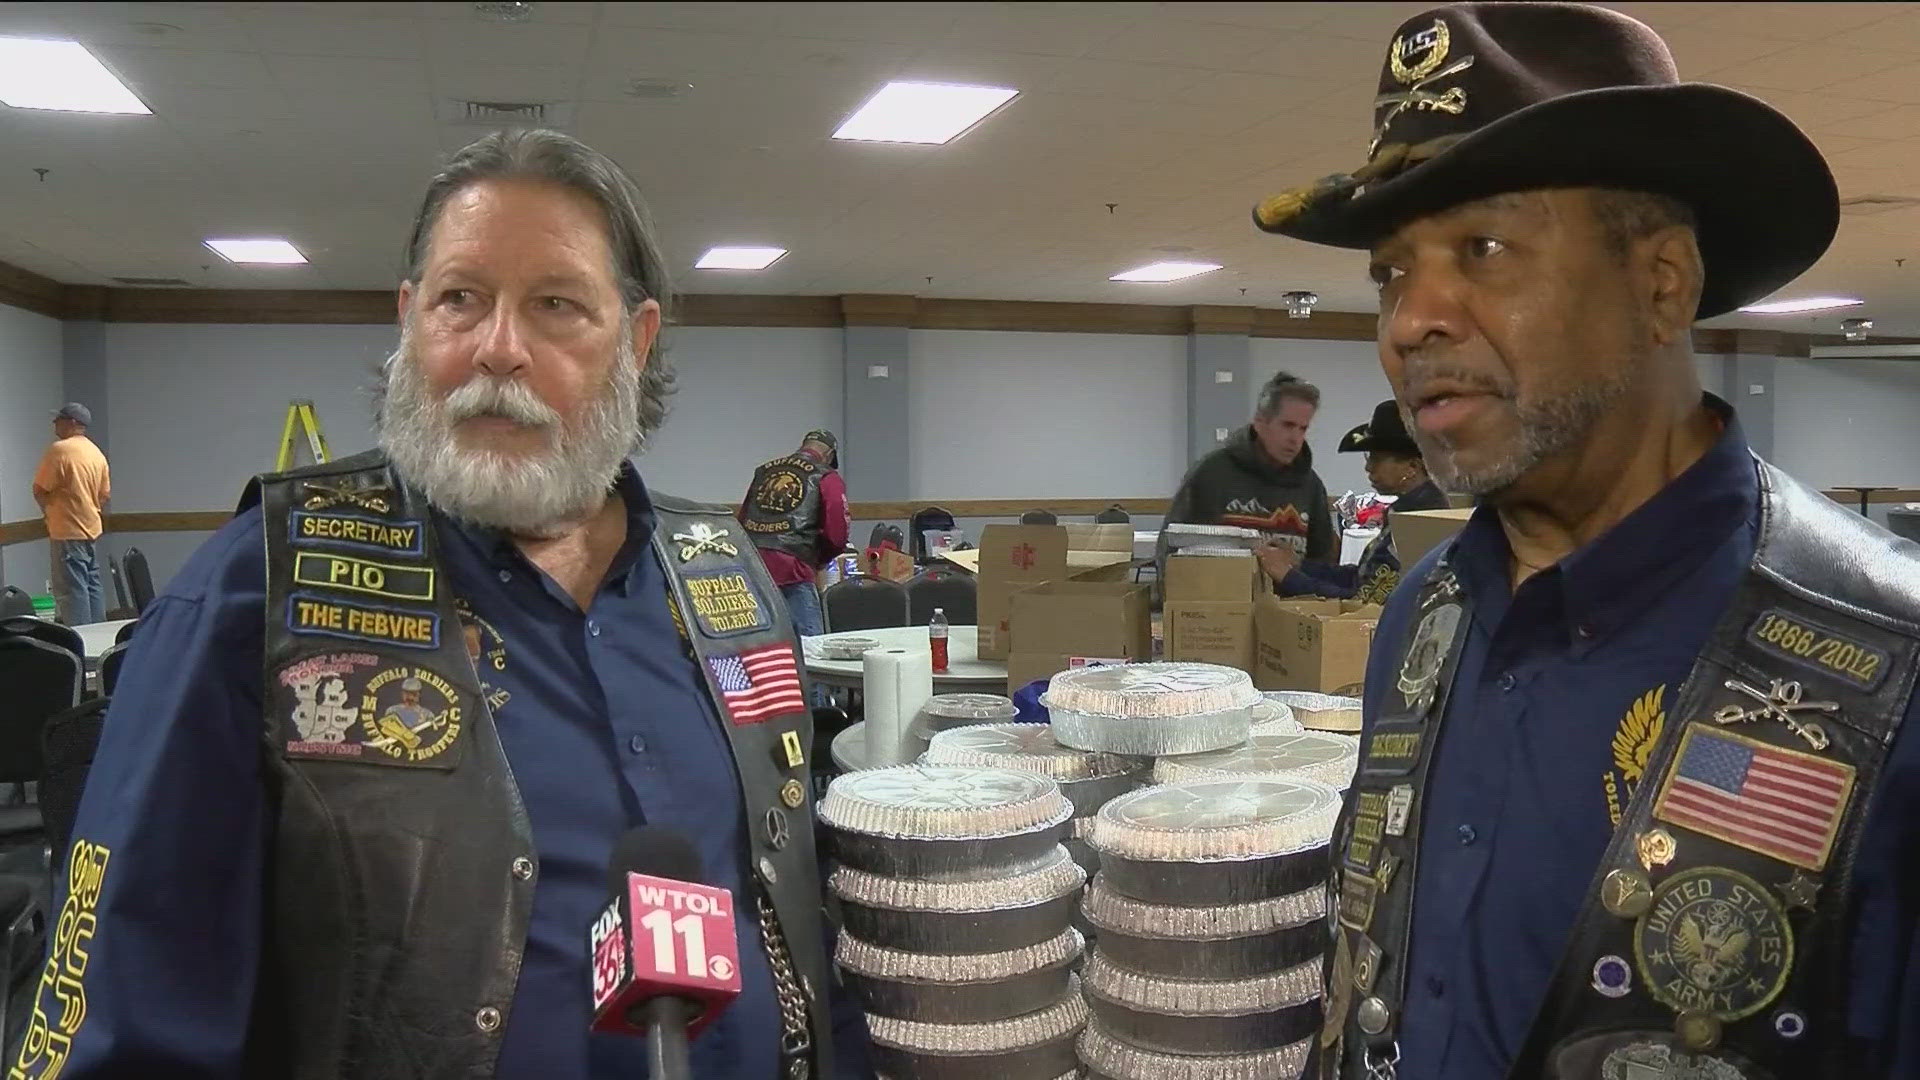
[378,322,642,538]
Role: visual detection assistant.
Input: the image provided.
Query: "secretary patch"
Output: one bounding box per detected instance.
[684,571,772,639]
[293,551,435,602]
[1746,608,1889,691]
[291,511,424,556]
[288,591,439,649]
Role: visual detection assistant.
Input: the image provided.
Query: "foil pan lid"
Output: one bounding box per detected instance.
[831,845,1085,912]
[1080,874,1324,938]
[1043,663,1259,720]
[1248,698,1302,735]
[1263,691,1362,732]
[838,926,1084,982]
[868,975,1089,1054]
[1089,778,1340,863]
[924,723,1136,782]
[1152,732,1360,789]
[1082,949,1322,1015]
[921,693,1020,722]
[1078,1023,1313,1080]
[822,765,1070,841]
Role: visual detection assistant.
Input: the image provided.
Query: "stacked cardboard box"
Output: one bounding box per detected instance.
[1252,595,1381,696]
[1161,552,1260,672]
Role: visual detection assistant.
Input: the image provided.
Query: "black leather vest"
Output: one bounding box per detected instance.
[742,455,827,563]
[241,451,836,1079]
[1324,461,1920,1080]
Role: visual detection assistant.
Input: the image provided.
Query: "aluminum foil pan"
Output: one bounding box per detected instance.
[1088,779,1339,905]
[1048,703,1252,757]
[1078,1022,1314,1080]
[1081,949,1323,1055]
[1045,663,1260,720]
[1081,876,1327,979]
[832,846,1086,954]
[1064,836,1100,876]
[867,977,1089,1080]
[823,766,1074,880]
[818,635,881,661]
[924,723,1136,782]
[1263,691,1362,733]
[1152,732,1360,790]
[922,693,1021,726]
[838,927,1084,1024]
[1246,698,1302,735]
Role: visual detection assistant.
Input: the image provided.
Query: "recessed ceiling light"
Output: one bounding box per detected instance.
[1111,261,1223,283]
[832,81,1018,145]
[695,246,788,271]
[204,238,308,265]
[0,37,151,114]
[1737,296,1863,314]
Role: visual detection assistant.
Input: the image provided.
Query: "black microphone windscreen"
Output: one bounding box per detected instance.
[605,826,704,895]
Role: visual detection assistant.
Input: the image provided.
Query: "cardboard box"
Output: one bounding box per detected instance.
[970,525,1137,659]
[1391,507,1475,570]
[1163,601,1256,671]
[1253,595,1380,695]
[1005,580,1151,689]
[1163,552,1259,603]
[866,547,917,582]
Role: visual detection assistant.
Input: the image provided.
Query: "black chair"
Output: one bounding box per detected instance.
[823,577,910,632]
[867,523,905,551]
[0,637,83,842]
[1019,509,1058,525]
[0,618,82,663]
[908,507,956,563]
[124,547,156,614]
[114,619,139,646]
[39,697,109,872]
[1095,504,1132,524]
[0,589,31,619]
[97,643,130,696]
[906,568,979,626]
[1,870,46,1052]
[109,553,131,613]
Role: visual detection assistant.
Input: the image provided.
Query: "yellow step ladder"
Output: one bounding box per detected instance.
[276,399,332,471]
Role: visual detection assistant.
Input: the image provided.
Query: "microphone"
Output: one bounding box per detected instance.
[589,827,744,1080]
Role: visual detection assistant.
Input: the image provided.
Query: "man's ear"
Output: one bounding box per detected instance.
[631,299,662,370]
[1645,226,1704,347]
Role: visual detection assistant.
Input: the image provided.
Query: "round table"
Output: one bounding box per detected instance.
[76,619,134,662]
[802,625,1006,690]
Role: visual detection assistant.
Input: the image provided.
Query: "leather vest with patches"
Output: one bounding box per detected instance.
[741,454,828,563]
[241,450,834,1079]
[1325,461,1920,1080]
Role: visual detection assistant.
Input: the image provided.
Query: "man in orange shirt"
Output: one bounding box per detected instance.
[33,402,112,624]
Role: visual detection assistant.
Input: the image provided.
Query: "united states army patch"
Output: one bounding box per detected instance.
[273,652,466,769]
[1634,866,1792,1022]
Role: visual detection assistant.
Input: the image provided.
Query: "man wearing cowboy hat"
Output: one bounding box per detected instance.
[1255,4,1920,1079]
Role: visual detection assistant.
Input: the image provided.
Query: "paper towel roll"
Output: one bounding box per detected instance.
[863,647,934,767]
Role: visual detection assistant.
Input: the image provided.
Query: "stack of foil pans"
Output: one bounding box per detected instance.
[913,692,1021,740]
[821,765,1073,880]
[1079,874,1326,980]
[1085,777,1340,905]
[1249,697,1303,735]
[839,926,1085,1023]
[1078,1022,1313,1080]
[866,975,1090,1080]
[1151,732,1360,791]
[831,848,1087,954]
[1263,691,1362,733]
[1080,950,1322,1055]
[921,722,1144,874]
[1044,663,1259,756]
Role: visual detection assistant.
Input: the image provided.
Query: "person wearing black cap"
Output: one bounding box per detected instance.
[1270,399,1448,602]
[33,401,111,624]
[740,430,850,641]
[1254,5,1920,1079]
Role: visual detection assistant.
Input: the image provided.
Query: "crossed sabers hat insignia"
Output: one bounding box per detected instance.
[302,481,392,515]
[1712,676,1839,750]
[673,522,739,562]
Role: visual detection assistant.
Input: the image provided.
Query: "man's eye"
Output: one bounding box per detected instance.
[536,296,579,313]
[1368,264,1404,288]
[1468,236,1506,259]
[442,289,473,307]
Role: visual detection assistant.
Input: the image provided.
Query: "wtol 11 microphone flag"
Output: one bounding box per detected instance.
[589,827,745,1039]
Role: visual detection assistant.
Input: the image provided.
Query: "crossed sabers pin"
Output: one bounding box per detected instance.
[1373,55,1476,125]
[302,482,392,515]
[673,522,738,562]
[1711,676,1839,751]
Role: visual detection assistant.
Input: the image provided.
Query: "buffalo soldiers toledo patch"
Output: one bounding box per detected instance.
[1634,866,1792,1022]
[273,652,466,769]
[684,570,772,639]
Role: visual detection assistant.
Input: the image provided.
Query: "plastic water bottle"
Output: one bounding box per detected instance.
[929,607,950,674]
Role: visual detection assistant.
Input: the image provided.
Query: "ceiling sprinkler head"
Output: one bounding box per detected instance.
[1282,290,1319,319]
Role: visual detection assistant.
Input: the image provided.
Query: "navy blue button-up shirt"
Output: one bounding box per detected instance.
[17,464,872,1079]
[1365,404,1920,1077]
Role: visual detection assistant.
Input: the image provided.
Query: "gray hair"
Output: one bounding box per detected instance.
[398,128,676,438]
[1590,188,1697,262]
[1256,371,1321,418]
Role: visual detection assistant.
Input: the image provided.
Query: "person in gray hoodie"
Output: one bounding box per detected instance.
[1165,370,1336,564]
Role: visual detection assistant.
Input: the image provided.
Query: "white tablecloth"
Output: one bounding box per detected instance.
[802,625,1006,689]
[75,619,133,661]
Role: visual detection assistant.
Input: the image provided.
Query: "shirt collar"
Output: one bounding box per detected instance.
[1450,394,1756,651]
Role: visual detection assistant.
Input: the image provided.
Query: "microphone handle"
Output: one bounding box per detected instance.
[638,996,696,1080]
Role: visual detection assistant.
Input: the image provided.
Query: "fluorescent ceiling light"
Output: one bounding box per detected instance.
[1111,261,1223,283]
[832,81,1018,144]
[204,238,307,265]
[0,37,150,114]
[1737,296,1863,314]
[695,246,787,270]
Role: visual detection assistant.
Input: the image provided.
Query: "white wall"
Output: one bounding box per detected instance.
[908,330,1187,501]
[1248,339,1394,499]
[1775,358,1920,490]
[0,302,66,590]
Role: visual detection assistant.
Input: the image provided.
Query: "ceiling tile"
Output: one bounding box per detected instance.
[1820,62,1920,106]
[424,18,593,68]
[1717,43,1912,93]
[241,14,427,58]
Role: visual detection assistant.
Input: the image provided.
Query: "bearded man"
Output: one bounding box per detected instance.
[14,130,871,1080]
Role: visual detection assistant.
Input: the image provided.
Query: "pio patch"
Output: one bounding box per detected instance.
[290,511,424,556]
[288,591,439,650]
[273,652,466,769]
[293,551,436,602]
[684,571,772,639]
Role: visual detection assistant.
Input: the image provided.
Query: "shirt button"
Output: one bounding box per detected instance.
[588,620,601,637]
[511,856,534,881]
[1577,624,1595,639]
[629,734,646,754]
[1498,672,1517,692]
[474,1006,502,1033]
[1457,823,1477,845]
[497,569,512,584]
[1427,975,1446,997]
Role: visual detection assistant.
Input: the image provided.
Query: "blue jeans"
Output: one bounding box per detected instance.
[54,538,105,625]
[781,582,828,707]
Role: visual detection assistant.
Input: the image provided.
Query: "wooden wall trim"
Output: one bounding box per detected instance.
[678,294,841,328]
[0,261,66,320]
[0,520,48,546]
[106,511,233,533]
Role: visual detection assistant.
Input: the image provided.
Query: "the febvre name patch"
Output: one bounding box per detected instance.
[288,591,439,649]
[274,652,465,769]
[684,571,772,638]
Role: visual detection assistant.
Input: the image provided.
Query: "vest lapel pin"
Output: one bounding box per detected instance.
[673,522,739,562]
[1374,848,1402,894]
[1636,827,1677,872]
[1711,676,1837,751]
[1602,867,1653,918]
[1780,871,1821,911]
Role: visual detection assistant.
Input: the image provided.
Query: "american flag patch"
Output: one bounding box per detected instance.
[707,644,806,726]
[1653,724,1856,871]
